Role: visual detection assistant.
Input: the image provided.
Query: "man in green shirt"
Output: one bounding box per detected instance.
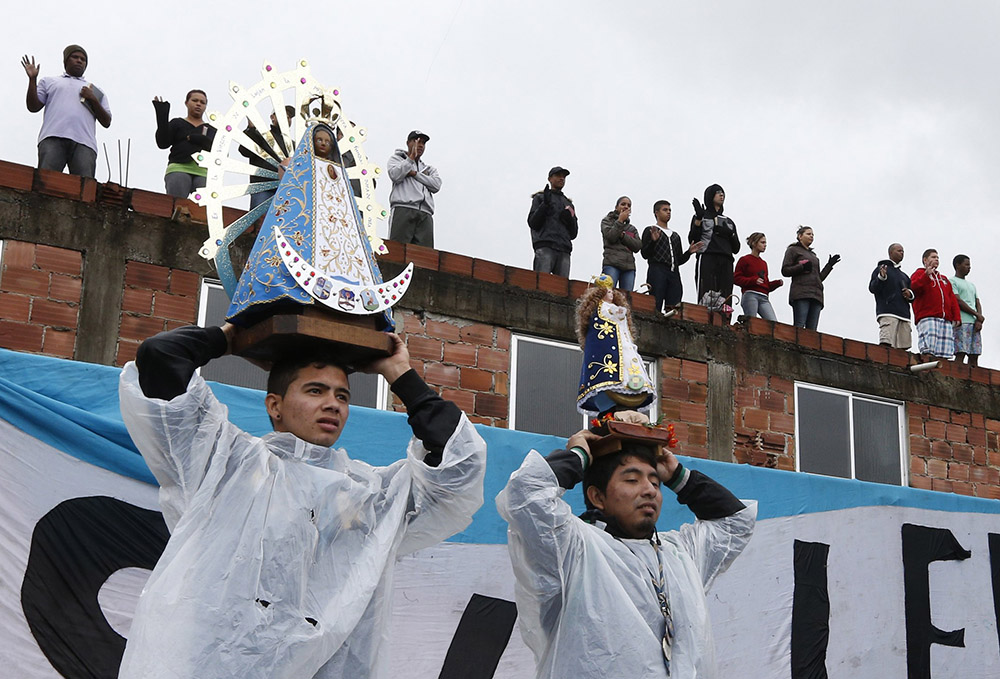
[951,254,985,367]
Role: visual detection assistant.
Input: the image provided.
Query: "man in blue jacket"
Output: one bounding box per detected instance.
[869,242,914,349]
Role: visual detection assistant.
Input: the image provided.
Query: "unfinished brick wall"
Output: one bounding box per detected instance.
[658,357,710,460]
[395,309,510,427]
[908,404,1000,498]
[0,240,82,358]
[733,371,795,471]
[116,261,201,366]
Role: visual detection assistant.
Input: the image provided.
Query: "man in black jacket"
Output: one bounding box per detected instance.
[688,184,740,304]
[528,166,578,277]
[869,242,914,349]
[641,200,703,313]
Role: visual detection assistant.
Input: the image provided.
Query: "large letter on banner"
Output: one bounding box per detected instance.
[902,523,971,679]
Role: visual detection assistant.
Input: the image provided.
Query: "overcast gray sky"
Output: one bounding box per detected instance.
[7,1,1000,368]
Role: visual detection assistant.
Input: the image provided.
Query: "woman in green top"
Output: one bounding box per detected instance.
[152,89,217,198]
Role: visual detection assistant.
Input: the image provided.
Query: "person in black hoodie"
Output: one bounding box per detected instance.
[688,184,740,304]
[528,166,579,277]
[868,243,914,349]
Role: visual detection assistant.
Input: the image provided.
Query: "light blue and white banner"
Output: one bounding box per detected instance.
[2,348,999,678]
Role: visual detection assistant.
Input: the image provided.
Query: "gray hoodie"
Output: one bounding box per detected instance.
[387,148,441,214]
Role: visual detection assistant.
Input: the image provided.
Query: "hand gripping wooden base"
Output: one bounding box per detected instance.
[230,307,393,370]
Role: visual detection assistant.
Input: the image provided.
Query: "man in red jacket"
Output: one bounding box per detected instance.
[910,248,961,363]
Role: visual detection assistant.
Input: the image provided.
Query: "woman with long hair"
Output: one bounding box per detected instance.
[600,196,641,291]
[780,226,840,330]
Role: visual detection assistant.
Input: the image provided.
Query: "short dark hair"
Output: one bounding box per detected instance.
[652,200,671,214]
[267,353,347,398]
[185,89,207,103]
[922,248,937,261]
[583,445,659,510]
[953,254,970,269]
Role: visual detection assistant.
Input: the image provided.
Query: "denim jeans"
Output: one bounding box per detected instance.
[37,137,97,178]
[601,265,635,292]
[533,247,571,277]
[742,291,777,321]
[164,172,207,199]
[791,298,822,330]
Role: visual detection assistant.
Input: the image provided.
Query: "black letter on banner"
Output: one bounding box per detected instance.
[21,496,169,678]
[438,593,518,679]
[791,540,830,679]
[989,534,1000,656]
[902,523,971,678]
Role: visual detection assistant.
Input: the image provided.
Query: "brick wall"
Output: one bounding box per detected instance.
[908,404,1000,499]
[658,357,710,460]
[116,261,201,366]
[732,371,795,470]
[0,240,82,358]
[395,309,511,427]
[7,162,1000,502]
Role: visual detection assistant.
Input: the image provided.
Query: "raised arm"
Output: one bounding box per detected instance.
[528,190,549,230]
[152,97,173,149]
[601,213,624,245]
[136,324,231,399]
[22,56,43,112]
[362,334,486,553]
[669,461,756,590]
[387,152,416,182]
[496,445,589,633]
[120,324,242,529]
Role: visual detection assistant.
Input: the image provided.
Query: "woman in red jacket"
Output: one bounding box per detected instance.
[734,232,782,321]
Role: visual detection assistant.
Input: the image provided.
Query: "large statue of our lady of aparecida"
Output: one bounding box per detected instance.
[192,60,412,364]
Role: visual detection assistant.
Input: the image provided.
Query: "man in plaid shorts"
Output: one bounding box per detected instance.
[910,248,961,363]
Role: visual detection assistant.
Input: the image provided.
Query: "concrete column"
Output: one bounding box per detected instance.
[707,361,736,462]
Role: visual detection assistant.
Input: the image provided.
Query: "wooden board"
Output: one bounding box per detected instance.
[590,420,675,458]
[231,311,393,369]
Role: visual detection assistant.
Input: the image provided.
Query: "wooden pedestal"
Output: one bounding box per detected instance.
[590,420,675,458]
[230,308,393,369]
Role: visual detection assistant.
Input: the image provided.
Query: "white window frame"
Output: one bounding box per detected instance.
[196,279,389,409]
[509,333,659,434]
[793,381,908,485]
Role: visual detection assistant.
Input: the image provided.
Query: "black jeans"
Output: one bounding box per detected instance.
[647,263,683,312]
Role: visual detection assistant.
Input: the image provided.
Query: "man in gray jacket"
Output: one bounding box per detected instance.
[387,130,441,248]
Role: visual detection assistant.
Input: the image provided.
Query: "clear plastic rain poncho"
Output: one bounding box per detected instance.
[496,451,756,679]
[117,364,486,679]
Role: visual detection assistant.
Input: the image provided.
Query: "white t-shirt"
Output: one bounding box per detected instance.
[37,73,111,151]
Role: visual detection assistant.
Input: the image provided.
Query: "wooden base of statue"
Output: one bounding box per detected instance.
[230,307,393,369]
[589,420,675,458]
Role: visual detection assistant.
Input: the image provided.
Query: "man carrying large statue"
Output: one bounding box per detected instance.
[118,100,486,678]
